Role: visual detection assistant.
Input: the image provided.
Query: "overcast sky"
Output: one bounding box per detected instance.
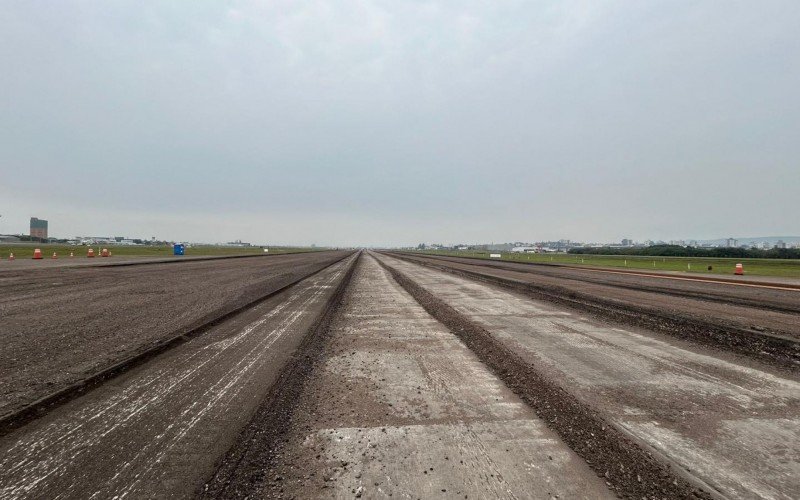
[1,1,798,246]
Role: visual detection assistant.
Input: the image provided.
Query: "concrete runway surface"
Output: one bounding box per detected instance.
[376,252,800,500]
[391,252,800,335]
[223,253,615,499]
[1,250,797,499]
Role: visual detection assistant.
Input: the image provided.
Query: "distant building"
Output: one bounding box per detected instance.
[775,240,787,249]
[224,240,252,247]
[621,239,633,246]
[30,217,48,239]
[726,238,738,248]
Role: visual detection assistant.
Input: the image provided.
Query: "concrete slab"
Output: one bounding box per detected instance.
[273,254,613,499]
[378,253,800,500]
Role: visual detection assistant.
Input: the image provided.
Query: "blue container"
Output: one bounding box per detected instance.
[173,244,185,256]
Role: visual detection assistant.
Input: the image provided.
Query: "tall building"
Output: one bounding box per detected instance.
[30,217,48,239]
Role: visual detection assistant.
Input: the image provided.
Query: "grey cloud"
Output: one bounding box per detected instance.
[1,1,798,246]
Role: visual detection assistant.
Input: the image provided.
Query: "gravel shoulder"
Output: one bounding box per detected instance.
[0,250,351,418]
[377,252,800,500]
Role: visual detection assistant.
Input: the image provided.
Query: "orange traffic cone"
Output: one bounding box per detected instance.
[734,263,744,275]
[33,248,43,259]
[8,252,14,261]
[87,248,95,258]
[101,248,109,257]
[52,252,58,259]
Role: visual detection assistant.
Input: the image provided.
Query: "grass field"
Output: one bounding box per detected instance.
[0,244,320,260]
[413,250,800,279]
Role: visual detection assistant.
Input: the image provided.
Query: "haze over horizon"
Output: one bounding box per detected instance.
[2,1,798,247]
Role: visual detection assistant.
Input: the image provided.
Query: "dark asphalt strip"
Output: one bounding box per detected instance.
[198,251,361,499]
[0,251,355,438]
[375,255,722,500]
[385,252,800,372]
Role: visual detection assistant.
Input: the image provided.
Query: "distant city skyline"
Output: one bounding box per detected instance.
[410,235,800,249]
[2,211,797,249]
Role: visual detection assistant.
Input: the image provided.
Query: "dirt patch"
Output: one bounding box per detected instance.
[377,256,718,500]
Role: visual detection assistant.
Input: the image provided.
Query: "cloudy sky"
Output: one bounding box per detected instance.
[1,1,798,246]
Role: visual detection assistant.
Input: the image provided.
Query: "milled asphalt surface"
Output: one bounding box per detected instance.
[393,253,800,335]
[262,254,614,499]
[0,255,357,499]
[0,250,350,417]
[2,248,795,499]
[376,253,800,500]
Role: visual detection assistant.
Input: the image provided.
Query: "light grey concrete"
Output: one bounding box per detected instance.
[378,253,800,500]
[301,254,613,499]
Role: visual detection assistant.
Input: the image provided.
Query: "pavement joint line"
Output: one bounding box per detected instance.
[0,251,356,438]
